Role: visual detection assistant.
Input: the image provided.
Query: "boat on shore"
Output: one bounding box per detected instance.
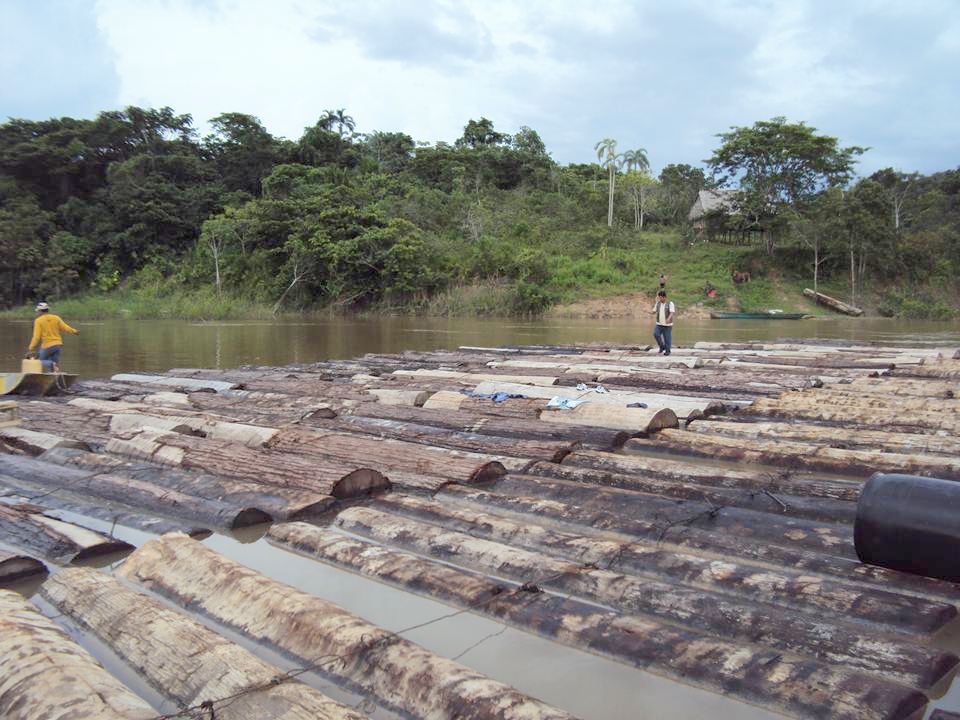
[710,311,808,320]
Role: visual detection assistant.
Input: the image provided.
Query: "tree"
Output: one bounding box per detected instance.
[362,131,415,173]
[594,138,620,228]
[318,109,356,138]
[456,118,509,149]
[619,149,651,230]
[871,168,919,234]
[206,113,282,195]
[708,117,865,251]
[658,163,709,226]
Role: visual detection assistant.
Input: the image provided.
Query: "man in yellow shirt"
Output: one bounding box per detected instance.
[26,302,79,372]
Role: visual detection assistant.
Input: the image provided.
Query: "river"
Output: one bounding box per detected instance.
[3,316,959,379]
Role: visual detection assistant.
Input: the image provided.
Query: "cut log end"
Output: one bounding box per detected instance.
[71,539,135,562]
[469,460,508,484]
[330,468,391,499]
[229,508,274,529]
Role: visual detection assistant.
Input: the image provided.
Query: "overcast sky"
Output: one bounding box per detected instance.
[2,0,957,175]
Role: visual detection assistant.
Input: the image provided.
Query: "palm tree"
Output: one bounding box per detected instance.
[319,108,356,137]
[620,148,651,230]
[594,138,620,227]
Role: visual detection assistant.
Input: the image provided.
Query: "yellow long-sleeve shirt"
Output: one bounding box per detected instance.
[29,314,78,350]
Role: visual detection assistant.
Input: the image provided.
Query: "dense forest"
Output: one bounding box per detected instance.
[1,108,957,318]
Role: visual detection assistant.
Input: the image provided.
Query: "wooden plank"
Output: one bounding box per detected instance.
[0,589,155,719]
[42,568,372,720]
[118,533,579,720]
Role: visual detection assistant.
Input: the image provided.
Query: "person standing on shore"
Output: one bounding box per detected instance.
[26,302,79,372]
[652,290,675,355]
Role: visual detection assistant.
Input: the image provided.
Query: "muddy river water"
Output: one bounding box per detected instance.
[2,315,959,719]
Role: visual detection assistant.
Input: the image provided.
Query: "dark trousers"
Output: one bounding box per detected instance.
[653,324,672,353]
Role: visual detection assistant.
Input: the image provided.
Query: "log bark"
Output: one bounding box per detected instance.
[539,404,679,433]
[493,474,858,559]
[633,431,960,480]
[348,401,629,450]
[770,389,959,415]
[312,414,577,463]
[268,523,928,720]
[0,502,132,562]
[0,454,272,529]
[688,419,960,457]
[437,484,960,611]
[332,506,956,690]
[0,589,155,720]
[742,397,960,434]
[422,391,549,418]
[391,368,561,386]
[42,568,372,720]
[528,460,856,523]
[558,450,862,501]
[112,373,239,392]
[106,428,391,498]
[43,447,335,521]
[0,427,89,454]
[0,549,45,582]
[118,533,579,720]
[803,289,864,316]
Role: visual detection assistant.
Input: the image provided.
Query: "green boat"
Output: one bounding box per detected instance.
[710,311,808,320]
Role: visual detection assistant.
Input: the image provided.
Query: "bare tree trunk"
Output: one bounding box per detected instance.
[850,246,856,305]
[607,166,615,228]
[813,237,819,295]
[272,261,305,315]
[639,185,645,231]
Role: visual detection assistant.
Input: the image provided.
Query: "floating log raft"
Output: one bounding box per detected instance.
[268,522,928,720]
[42,568,372,720]
[803,289,865,316]
[0,549,45,583]
[0,589,155,720]
[0,502,132,563]
[118,533,579,720]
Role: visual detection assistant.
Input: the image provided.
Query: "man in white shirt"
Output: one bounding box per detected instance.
[652,290,675,355]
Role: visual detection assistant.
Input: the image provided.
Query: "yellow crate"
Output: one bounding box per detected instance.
[21,358,44,374]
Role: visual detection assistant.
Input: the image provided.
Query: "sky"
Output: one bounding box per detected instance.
[2,0,958,176]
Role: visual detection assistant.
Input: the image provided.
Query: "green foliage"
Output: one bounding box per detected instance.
[877,290,957,320]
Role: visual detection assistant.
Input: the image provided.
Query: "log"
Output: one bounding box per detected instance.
[0,427,89,454]
[0,473,209,538]
[0,589,155,720]
[771,390,959,415]
[391,368,561,386]
[0,549,45,582]
[333,506,956,690]
[528,461,856,523]
[105,428,391,498]
[268,522,928,720]
[43,447,335,521]
[112,372,240,392]
[313,414,577,463]
[17,400,115,446]
[493,474,858,559]
[741,397,960,434]
[348,401,629,450]
[805,289,864,315]
[107,411,279,447]
[558,450,862,501]
[632,431,960,480]
[539,404,679,433]
[42,568,371,720]
[437,484,960,611]
[370,494,940,633]
[0,502,132,562]
[367,388,433,406]
[118,533,578,720]
[0,453,272,530]
[846,376,958,399]
[269,427,510,485]
[0,401,19,429]
[688,419,960,457]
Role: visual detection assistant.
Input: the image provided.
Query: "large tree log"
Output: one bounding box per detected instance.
[0,427,89,455]
[0,549,45,582]
[539,404,680,433]
[391,368,561,386]
[17,400,115,446]
[42,568,372,720]
[0,473,209,538]
[43,448,334,521]
[118,533,578,720]
[106,428,391,497]
[810,289,864,316]
[268,427,511,484]
[0,590,155,720]
[332,507,955,690]
[0,502,132,562]
[437,484,960,610]
[741,397,960,434]
[312,414,577,463]
[688,419,960,457]
[493,474,858,558]
[631,431,960,480]
[528,460,856,523]
[0,454,272,529]
[558,450,862,501]
[112,373,240,392]
[422,391,548,418]
[348,401,629,450]
[846,376,957,399]
[369,494,941,634]
[268,523,927,720]
[770,390,959,415]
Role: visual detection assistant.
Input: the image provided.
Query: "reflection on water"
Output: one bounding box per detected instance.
[1,316,958,379]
